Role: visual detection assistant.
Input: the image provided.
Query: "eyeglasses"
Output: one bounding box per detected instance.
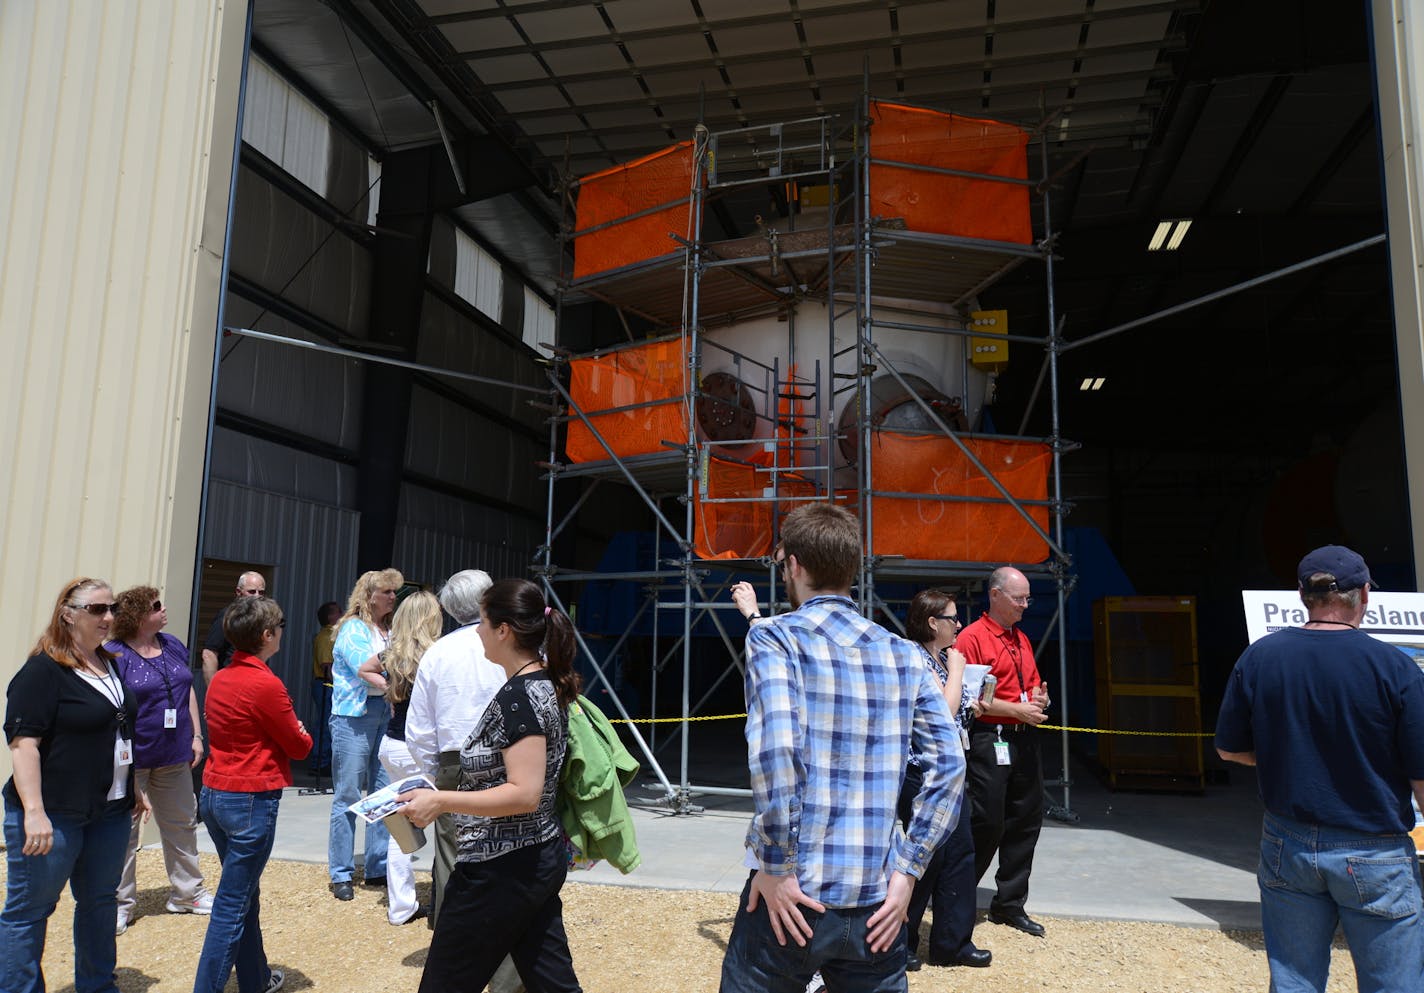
[151,600,164,612]
[933,613,961,625]
[239,588,265,597]
[69,602,117,617]
[1007,594,1032,606]
[277,618,287,628]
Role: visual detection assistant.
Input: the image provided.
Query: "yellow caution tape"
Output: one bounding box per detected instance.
[608,715,1215,738]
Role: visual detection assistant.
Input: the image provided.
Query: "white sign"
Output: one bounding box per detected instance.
[1242,590,1424,669]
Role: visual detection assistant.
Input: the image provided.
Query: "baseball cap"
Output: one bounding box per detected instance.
[1297,545,1372,592]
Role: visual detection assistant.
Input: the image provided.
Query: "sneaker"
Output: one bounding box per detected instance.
[804,973,825,993]
[116,911,128,936]
[166,893,215,915]
[264,968,285,993]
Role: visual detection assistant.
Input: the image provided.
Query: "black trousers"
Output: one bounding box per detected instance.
[966,723,1043,915]
[897,764,979,958]
[419,836,582,993]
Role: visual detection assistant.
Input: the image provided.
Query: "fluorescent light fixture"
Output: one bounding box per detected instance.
[1148,218,1193,251]
[1079,378,1094,391]
[1092,377,1106,391]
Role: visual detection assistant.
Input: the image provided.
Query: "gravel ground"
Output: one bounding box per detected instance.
[14,850,1358,992]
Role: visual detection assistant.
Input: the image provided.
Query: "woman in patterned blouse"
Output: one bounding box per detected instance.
[900,588,991,970]
[398,579,585,993]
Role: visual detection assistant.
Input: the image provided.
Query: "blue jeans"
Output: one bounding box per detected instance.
[1258,812,1424,993]
[719,872,908,993]
[308,679,333,771]
[328,702,390,882]
[0,798,130,993]
[194,788,281,993]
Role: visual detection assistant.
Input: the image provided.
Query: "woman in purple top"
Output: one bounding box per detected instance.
[107,586,212,935]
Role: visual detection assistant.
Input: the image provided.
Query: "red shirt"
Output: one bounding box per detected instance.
[956,613,1041,727]
[203,651,311,792]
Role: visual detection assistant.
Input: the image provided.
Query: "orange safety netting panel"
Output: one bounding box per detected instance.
[869,101,1032,244]
[869,432,1050,562]
[694,458,817,560]
[565,339,688,463]
[572,142,697,280]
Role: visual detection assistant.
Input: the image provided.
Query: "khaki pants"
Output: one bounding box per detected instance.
[117,763,207,920]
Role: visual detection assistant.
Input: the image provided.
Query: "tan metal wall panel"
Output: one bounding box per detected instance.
[0,1,249,781]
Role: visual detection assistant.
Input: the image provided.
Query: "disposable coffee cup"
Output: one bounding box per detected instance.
[383,811,426,855]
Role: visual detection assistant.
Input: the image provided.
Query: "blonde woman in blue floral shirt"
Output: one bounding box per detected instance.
[326,568,401,901]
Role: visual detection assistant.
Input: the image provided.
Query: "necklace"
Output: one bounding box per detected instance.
[511,659,543,678]
[1305,619,1358,630]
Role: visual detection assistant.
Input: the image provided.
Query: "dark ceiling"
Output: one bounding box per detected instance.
[250,0,1408,611]
[255,0,1394,462]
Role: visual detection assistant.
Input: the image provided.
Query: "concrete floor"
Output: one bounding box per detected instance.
[189,754,1270,932]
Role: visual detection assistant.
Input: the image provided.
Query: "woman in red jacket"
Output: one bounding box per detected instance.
[193,596,311,993]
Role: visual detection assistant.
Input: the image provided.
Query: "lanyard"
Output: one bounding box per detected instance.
[84,664,130,738]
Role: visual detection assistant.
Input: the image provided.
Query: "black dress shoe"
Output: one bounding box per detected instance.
[950,948,993,967]
[906,951,922,972]
[362,875,387,888]
[332,882,354,901]
[988,910,1045,937]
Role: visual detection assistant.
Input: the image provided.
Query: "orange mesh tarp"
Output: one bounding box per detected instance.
[572,142,696,279]
[869,101,1031,244]
[565,339,688,463]
[869,432,1050,562]
[694,458,817,560]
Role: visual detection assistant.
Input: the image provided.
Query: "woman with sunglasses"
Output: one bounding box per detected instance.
[107,586,212,935]
[900,589,991,970]
[1,578,145,993]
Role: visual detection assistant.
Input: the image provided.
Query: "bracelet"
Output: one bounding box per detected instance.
[747,613,761,620]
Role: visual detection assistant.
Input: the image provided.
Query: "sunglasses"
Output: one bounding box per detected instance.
[69,602,117,617]
[151,600,164,612]
[933,613,961,625]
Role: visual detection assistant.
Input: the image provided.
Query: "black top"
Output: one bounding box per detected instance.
[202,603,238,672]
[387,695,409,742]
[454,671,567,863]
[3,652,138,818]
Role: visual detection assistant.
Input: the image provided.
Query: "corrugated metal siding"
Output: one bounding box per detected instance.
[217,301,365,450]
[209,426,357,509]
[203,480,358,701]
[0,0,246,726]
[393,522,538,592]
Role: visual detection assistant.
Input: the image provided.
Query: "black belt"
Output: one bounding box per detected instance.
[974,721,1030,734]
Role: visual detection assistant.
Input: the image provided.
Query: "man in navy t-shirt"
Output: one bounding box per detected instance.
[1216,545,1424,993]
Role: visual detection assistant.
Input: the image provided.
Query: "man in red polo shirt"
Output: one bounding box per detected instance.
[957,565,1050,937]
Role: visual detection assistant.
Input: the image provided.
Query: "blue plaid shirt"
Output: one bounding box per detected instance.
[743,595,964,908]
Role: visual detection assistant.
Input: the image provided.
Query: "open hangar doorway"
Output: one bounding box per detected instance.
[208,0,1415,799]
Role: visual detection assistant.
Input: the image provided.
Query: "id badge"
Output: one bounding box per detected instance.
[960,727,971,749]
[163,708,178,729]
[116,737,134,767]
[993,740,1011,766]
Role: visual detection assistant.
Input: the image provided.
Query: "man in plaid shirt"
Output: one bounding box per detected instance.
[719,504,964,993]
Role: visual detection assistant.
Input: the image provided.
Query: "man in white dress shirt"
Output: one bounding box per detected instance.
[405,568,505,924]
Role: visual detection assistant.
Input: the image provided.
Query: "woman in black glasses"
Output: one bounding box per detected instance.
[108,585,212,935]
[0,577,145,993]
[900,588,991,970]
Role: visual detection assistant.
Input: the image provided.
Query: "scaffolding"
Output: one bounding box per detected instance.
[539,89,1075,815]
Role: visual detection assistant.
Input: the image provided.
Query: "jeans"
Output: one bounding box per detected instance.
[328,701,390,882]
[1258,812,1424,993]
[419,837,580,993]
[193,788,281,993]
[0,798,130,993]
[308,679,333,772]
[719,872,908,993]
